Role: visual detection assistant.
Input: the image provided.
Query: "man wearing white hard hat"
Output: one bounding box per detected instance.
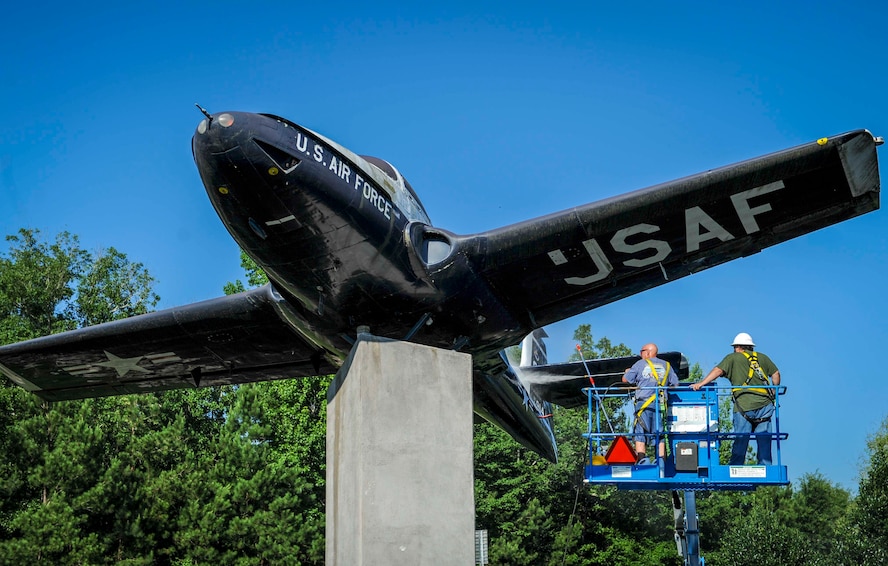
[691,333,781,465]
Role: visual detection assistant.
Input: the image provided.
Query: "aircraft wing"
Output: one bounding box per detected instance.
[517,351,689,408]
[463,130,880,330]
[0,285,338,401]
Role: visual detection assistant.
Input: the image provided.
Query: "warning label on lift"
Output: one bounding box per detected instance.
[611,466,633,478]
[729,466,767,478]
[669,405,718,433]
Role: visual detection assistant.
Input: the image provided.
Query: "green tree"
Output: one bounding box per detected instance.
[855,418,888,542]
[837,417,888,565]
[6,232,876,565]
[569,323,633,361]
[698,473,857,565]
[0,229,163,563]
[568,323,632,439]
[787,472,850,557]
[705,488,815,566]
[257,379,330,518]
[477,325,681,565]
[0,229,89,341]
[172,385,323,564]
[1,232,329,563]
[73,247,159,326]
[0,228,159,341]
[219,248,328,562]
[223,250,268,295]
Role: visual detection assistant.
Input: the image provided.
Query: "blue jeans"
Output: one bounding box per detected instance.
[730,404,775,465]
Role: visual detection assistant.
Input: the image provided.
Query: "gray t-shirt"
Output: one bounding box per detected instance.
[624,357,679,404]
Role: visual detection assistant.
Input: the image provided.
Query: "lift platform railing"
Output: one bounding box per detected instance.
[583,384,788,490]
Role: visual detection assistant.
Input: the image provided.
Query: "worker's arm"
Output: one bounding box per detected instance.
[690,367,724,390]
[770,370,781,386]
[622,365,635,383]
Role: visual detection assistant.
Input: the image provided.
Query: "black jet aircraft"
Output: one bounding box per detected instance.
[0,110,881,462]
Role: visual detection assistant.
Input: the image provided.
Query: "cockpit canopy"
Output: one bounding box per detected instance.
[361,155,430,224]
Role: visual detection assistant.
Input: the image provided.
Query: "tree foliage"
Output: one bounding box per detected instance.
[0,229,159,342]
[569,323,633,361]
[222,251,268,295]
[837,417,888,565]
[1,231,887,563]
[477,327,680,565]
[0,233,326,563]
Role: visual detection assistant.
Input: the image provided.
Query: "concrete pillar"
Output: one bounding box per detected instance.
[326,335,475,565]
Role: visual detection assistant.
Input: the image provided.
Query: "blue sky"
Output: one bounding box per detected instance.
[2,2,886,491]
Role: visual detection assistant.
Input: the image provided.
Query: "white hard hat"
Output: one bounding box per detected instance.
[732,332,755,347]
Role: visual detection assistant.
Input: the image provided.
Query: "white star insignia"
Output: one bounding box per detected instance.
[95,351,151,378]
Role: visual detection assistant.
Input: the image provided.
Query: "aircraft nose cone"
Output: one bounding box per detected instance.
[191,112,252,189]
[192,111,242,155]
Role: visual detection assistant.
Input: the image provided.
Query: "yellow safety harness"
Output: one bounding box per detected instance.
[634,359,671,430]
[732,351,774,400]
[732,351,775,427]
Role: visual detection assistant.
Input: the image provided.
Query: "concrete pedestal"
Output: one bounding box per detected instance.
[326,336,475,565]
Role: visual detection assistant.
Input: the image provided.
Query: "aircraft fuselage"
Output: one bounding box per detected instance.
[192,112,558,459]
[192,111,525,369]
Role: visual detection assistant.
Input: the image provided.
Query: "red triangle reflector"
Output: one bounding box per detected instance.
[605,436,638,465]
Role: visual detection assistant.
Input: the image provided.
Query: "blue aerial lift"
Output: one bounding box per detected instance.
[582,383,788,566]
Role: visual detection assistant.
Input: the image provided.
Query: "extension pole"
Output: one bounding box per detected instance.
[575,345,616,433]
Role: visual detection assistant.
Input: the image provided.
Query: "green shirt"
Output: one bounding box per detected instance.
[717,351,779,412]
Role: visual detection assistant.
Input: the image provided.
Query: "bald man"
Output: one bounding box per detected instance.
[622,343,679,462]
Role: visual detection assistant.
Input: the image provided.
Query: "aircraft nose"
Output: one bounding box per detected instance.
[192,111,242,154]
